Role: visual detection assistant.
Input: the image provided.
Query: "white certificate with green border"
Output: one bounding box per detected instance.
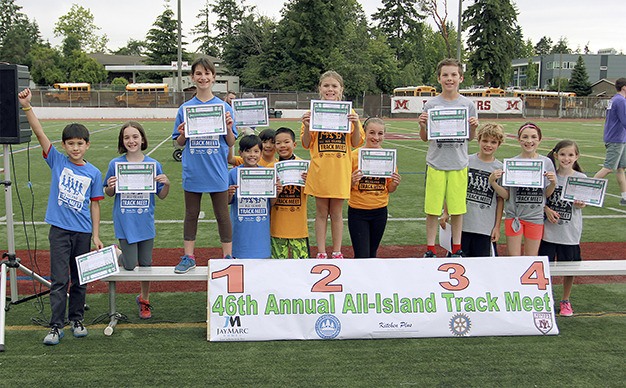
[309,100,352,133]
[237,167,276,198]
[232,97,269,127]
[503,159,544,188]
[427,107,469,140]
[275,160,309,186]
[561,176,607,207]
[358,148,396,178]
[115,162,157,193]
[184,104,227,137]
[76,245,119,285]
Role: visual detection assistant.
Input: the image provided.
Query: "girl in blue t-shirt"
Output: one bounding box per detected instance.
[105,121,170,319]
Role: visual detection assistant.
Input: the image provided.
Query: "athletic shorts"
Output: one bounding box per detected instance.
[504,218,543,240]
[539,240,581,262]
[461,231,496,258]
[424,166,468,216]
[603,142,626,170]
[271,237,310,259]
[118,238,154,270]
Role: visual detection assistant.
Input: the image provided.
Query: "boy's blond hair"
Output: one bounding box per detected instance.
[476,122,505,144]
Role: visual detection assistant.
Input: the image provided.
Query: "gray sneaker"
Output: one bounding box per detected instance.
[43,326,64,345]
[71,320,88,338]
[620,198,626,206]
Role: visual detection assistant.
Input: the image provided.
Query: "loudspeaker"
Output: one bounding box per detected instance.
[0,63,32,144]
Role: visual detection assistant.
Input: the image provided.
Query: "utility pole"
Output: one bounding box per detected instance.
[177,0,183,93]
[456,0,462,60]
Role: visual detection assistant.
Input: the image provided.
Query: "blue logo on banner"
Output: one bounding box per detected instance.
[315,314,341,339]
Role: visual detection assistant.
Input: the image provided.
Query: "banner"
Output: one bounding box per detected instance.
[207,257,559,341]
[391,96,524,115]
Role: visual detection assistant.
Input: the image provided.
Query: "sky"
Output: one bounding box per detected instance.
[15,0,625,56]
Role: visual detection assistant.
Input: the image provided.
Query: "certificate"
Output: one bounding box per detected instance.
[184,104,227,137]
[75,245,119,285]
[115,162,157,193]
[309,100,352,133]
[502,159,544,188]
[275,160,309,186]
[427,107,469,140]
[232,97,269,127]
[237,167,276,198]
[358,148,396,178]
[561,176,608,207]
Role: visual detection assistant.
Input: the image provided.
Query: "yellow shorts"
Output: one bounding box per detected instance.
[424,166,468,216]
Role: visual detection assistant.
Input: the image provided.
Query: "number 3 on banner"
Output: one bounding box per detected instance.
[211,265,244,293]
[438,263,470,291]
[520,261,550,290]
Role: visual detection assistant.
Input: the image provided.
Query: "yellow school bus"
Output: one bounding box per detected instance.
[115,83,171,107]
[459,87,505,97]
[45,83,91,102]
[393,85,438,97]
[508,90,577,110]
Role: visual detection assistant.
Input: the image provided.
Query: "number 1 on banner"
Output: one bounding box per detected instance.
[211,264,244,293]
[520,261,550,290]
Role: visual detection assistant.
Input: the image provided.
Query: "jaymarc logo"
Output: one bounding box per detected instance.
[223,316,241,328]
[217,316,249,336]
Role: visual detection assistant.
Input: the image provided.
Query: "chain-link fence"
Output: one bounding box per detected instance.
[26,88,611,120]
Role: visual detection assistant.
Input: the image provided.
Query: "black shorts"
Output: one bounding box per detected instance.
[461,231,497,258]
[538,240,581,262]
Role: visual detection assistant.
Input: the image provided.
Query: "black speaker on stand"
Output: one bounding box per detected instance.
[0,64,32,144]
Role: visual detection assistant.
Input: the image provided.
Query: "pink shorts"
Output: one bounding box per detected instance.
[504,218,543,240]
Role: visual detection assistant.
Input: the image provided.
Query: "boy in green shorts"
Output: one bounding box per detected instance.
[268,127,310,258]
[418,58,479,257]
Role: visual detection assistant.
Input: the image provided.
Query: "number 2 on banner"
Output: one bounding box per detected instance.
[310,264,343,292]
[520,261,550,290]
[211,264,244,293]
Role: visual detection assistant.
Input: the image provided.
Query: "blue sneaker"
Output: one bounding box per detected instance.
[174,255,196,274]
[43,326,64,345]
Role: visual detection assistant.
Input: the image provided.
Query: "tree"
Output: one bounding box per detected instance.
[192,1,220,56]
[111,77,129,91]
[534,36,552,56]
[525,59,538,89]
[551,37,571,54]
[0,0,41,65]
[211,0,255,55]
[54,4,108,53]
[372,0,426,66]
[463,0,519,87]
[568,55,592,96]
[66,50,107,84]
[113,39,147,56]
[29,45,65,85]
[145,5,188,66]
[418,0,457,59]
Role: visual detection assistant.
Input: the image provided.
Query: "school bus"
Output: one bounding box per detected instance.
[115,83,171,107]
[459,87,505,97]
[508,90,577,110]
[393,85,438,97]
[44,83,91,103]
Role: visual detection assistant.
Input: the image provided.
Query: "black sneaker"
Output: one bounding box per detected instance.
[423,250,436,258]
[451,250,464,258]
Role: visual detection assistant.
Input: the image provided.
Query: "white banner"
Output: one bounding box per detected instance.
[207,257,559,341]
[391,96,524,114]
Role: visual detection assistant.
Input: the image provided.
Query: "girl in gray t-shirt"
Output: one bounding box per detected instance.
[539,139,586,317]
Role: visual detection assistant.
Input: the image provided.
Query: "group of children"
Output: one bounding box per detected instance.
[423,58,586,319]
[18,56,595,346]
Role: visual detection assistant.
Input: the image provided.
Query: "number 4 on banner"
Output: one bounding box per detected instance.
[520,261,550,290]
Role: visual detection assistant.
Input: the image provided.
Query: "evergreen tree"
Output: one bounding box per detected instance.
[145,5,187,65]
[551,37,571,54]
[463,0,519,87]
[534,36,552,56]
[192,1,220,56]
[568,55,592,96]
[0,0,41,65]
[114,39,147,56]
[372,0,425,66]
[211,0,254,55]
[525,58,538,89]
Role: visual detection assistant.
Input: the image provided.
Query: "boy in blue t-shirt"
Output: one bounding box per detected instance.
[18,89,104,346]
[227,135,282,258]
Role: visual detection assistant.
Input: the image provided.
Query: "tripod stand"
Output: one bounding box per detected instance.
[1,143,51,351]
